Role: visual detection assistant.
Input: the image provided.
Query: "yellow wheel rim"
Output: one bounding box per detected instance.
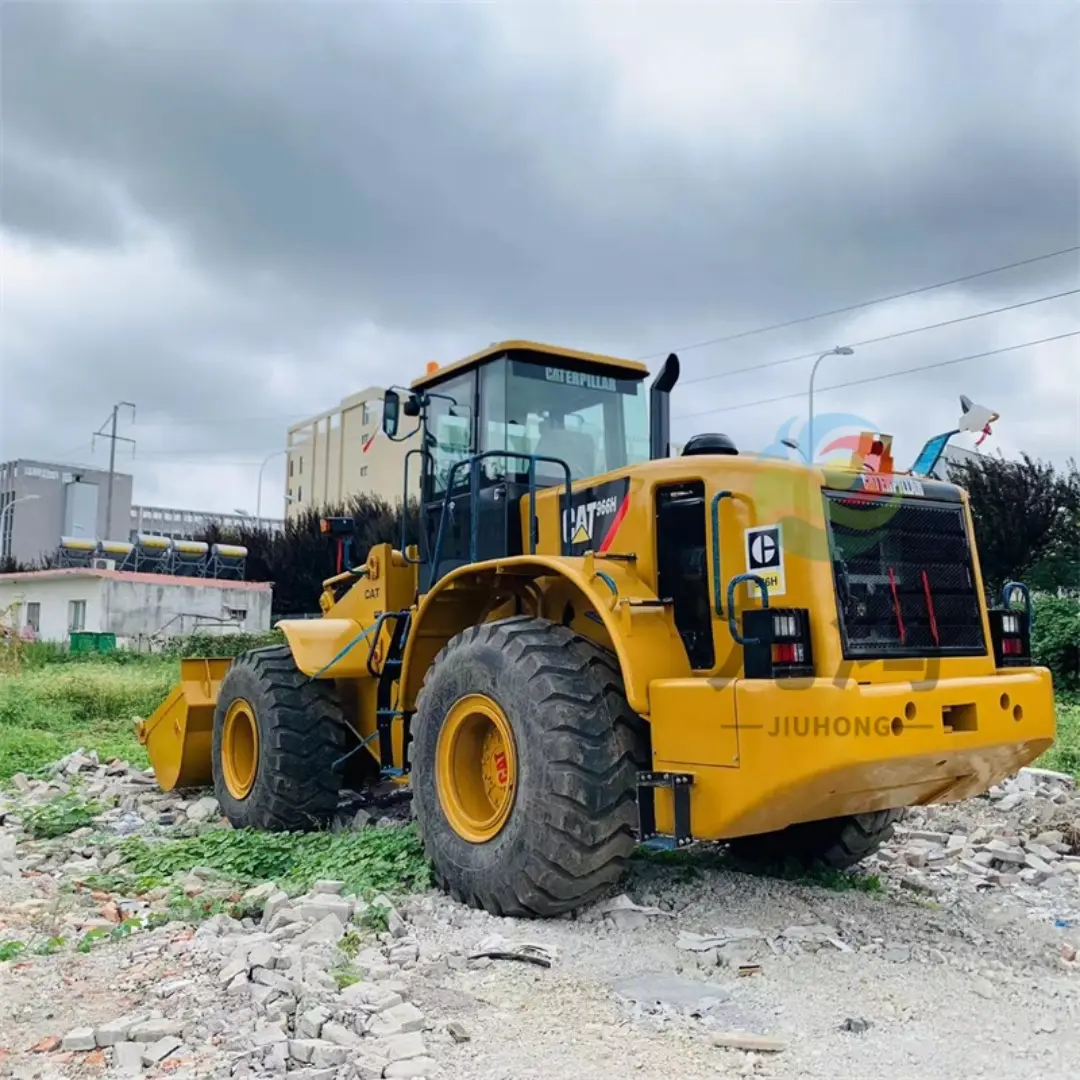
[436,693,517,843]
[222,697,259,800]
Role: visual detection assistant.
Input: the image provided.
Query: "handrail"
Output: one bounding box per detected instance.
[710,491,734,616]
[365,609,410,678]
[429,451,574,580]
[1001,580,1033,626]
[725,573,771,646]
[400,448,431,564]
[595,570,618,597]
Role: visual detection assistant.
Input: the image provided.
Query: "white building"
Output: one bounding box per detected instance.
[129,504,285,540]
[931,443,982,480]
[0,568,273,646]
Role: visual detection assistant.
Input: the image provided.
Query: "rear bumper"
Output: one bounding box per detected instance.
[647,667,1056,840]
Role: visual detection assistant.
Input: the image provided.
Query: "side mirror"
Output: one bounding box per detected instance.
[382,390,400,437]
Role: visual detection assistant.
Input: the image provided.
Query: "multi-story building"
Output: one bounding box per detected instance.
[285,386,415,519]
[0,459,134,565]
[128,505,285,541]
[0,458,287,568]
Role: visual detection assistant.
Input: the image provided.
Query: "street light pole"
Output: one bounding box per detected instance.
[0,494,41,560]
[808,346,855,460]
[255,448,287,529]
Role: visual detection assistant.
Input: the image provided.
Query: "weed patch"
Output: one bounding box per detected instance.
[106,824,430,897]
[0,940,26,962]
[21,791,101,839]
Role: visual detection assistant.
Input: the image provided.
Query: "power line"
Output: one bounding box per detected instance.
[643,244,1080,360]
[680,287,1080,387]
[674,331,1080,422]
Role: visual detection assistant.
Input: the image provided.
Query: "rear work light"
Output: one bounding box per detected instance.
[989,582,1032,667]
[742,608,815,679]
[989,608,1031,666]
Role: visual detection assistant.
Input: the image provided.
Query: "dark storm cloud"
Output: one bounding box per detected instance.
[1,139,129,248]
[3,0,1077,343]
[0,0,1077,509]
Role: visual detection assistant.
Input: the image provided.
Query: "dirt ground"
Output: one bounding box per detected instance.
[2,764,1078,1080]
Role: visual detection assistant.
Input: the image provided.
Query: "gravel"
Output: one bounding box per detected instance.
[1,755,1078,1079]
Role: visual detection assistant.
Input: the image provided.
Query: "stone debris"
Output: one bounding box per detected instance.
[710,1031,786,1053]
[184,795,220,823]
[840,1017,872,1034]
[60,1027,96,1052]
[112,1040,146,1074]
[445,1020,471,1044]
[384,1058,438,1078]
[868,765,1080,926]
[141,1035,183,1064]
[597,892,675,930]
[0,768,448,1080]
[2,748,1079,1079]
[467,934,557,968]
[676,922,851,970]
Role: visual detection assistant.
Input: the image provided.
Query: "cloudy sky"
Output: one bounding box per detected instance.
[2,0,1078,517]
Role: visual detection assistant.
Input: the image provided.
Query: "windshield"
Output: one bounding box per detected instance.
[481,358,650,483]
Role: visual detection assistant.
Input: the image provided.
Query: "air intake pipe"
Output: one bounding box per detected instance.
[649,352,680,459]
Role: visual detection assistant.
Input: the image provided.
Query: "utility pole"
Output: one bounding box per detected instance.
[93,402,136,540]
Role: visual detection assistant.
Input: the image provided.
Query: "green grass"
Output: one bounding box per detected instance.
[1039,699,1080,778]
[97,824,431,898]
[0,658,175,781]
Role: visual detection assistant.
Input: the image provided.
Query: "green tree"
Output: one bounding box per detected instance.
[950,453,1079,594]
[197,494,418,616]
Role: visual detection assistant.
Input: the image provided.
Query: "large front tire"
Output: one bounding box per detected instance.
[727,809,904,872]
[212,646,346,831]
[411,616,648,918]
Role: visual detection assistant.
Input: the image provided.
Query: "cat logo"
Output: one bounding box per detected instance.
[561,478,631,553]
[744,524,786,598]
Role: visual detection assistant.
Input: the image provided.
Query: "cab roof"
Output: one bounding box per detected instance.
[409,340,650,391]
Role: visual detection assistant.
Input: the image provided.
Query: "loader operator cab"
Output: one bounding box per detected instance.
[382,342,655,588]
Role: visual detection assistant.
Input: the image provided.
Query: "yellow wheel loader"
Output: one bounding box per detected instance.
[140,340,1056,916]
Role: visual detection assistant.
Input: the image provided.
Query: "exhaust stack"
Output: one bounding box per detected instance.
[649,352,680,460]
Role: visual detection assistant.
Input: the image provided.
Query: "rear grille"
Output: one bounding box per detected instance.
[823,491,986,659]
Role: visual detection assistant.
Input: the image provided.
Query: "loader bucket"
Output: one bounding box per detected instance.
[137,657,233,791]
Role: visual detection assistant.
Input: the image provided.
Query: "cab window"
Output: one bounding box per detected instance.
[480,357,649,483]
[425,371,475,496]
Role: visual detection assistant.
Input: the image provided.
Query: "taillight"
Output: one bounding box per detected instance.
[989,608,1031,667]
[743,608,815,679]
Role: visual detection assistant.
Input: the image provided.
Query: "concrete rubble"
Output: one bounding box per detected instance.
[19,878,449,1079]
[868,766,1080,927]
[1,752,1078,1079]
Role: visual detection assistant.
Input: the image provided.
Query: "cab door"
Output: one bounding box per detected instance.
[421,370,477,588]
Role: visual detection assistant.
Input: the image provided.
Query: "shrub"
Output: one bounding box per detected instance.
[1032,595,1080,692]
[162,630,286,659]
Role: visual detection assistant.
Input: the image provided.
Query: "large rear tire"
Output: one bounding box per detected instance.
[212,646,345,831]
[411,616,648,917]
[728,809,904,872]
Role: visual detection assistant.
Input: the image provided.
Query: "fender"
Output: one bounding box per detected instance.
[276,617,377,679]
[399,554,691,715]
